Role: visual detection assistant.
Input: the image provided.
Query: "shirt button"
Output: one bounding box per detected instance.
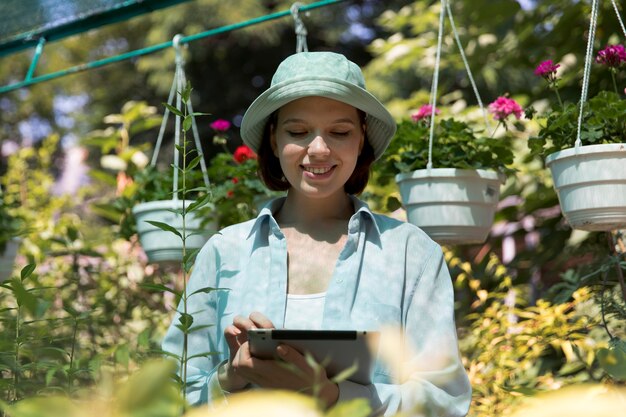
[337,278,343,283]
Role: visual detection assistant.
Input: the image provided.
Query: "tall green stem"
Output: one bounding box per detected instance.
[68,318,78,393]
[607,232,626,304]
[553,88,563,108]
[610,71,619,95]
[13,305,20,403]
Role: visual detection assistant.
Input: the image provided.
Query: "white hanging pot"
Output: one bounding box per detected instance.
[132,200,215,264]
[395,168,504,245]
[546,143,626,231]
[0,238,20,282]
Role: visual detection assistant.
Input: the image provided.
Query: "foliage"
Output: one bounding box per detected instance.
[207,143,281,228]
[451,250,625,417]
[0,191,22,253]
[527,42,626,158]
[0,135,174,407]
[528,90,626,158]
[377,117,516,186]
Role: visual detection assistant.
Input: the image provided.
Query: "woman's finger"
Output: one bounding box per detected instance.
[249,311,275,329]
[233,314,257,330]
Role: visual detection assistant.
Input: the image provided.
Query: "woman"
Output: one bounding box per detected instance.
[162,52,471,416]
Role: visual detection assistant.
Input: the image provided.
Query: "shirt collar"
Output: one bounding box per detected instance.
[247,195,382,239]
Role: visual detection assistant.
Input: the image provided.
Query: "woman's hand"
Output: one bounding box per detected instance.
[232,341,339,408]
[218,312,275,392]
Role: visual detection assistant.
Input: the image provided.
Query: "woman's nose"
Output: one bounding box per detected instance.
[308,134,331,156]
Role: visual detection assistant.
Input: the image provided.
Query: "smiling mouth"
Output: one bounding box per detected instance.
[302,166,333,175]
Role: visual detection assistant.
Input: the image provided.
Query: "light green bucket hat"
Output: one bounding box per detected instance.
[240,52,396,160]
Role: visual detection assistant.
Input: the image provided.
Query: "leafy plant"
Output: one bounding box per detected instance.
[377,99,519,188]
[528,45,626,158]
[0,189,23,254]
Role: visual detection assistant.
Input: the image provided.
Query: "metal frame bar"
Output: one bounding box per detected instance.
[0,0,346,95]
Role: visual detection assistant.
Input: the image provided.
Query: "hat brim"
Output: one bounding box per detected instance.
[240,76,396,160]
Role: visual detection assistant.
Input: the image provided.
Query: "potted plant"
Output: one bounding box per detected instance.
[87,99,215,265]
[0,187,23,282]
[528,45,626,231]
[377,100,519,245]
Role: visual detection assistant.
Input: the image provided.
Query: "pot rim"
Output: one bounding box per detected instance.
[546,143,626,165]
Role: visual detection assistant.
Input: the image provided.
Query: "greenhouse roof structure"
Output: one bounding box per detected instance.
[0,0,193,58]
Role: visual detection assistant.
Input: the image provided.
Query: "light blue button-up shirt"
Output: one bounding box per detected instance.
[162,196,471,416]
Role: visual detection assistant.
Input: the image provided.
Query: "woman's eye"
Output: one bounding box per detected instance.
[331,131,350,137]
[287,131,307,137]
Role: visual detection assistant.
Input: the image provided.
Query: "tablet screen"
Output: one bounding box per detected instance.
[248,329,378,385]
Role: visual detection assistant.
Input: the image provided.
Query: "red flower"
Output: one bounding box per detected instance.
[227,190,234,198]
[233,145,257,164]
[210,119,231,132]
[410,104,440,122]
[488,96,523,121]
[231,177,239,184]
[596,44,626,68]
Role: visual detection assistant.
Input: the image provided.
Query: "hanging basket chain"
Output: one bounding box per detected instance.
[445,0,490,132]
[575,0,600,150]
[291,2,309,53]
[427,0,448,172]
[150,34,211,200]
[611,0,626,39]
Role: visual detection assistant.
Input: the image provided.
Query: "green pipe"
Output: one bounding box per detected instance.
[0,0,346,95]
[25,37,47,82]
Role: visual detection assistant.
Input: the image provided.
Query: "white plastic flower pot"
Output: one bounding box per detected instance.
[132,199,215,264]
[546,143,626,231]
[395,168,504,245]
[0,238,20,282]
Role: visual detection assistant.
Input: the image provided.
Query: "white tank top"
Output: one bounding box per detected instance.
[283,292,326,330]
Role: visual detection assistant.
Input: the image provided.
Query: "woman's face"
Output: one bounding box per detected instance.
[270,96,365,200]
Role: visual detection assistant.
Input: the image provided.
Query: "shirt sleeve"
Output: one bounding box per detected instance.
[338,240,472,417]
[161,237,229,406]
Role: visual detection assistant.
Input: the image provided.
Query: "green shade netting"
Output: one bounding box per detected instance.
[0,0,191,57]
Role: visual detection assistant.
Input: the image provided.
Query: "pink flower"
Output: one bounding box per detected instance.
[210,119,231,132]
[411,105,440,122]
[596,44,626,68]
[488,96,523,121]
[233,145,257,164]
[534,59,560,81]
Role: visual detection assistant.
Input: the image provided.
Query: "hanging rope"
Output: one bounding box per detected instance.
[427,0,447,172]
[445,0,490,132]
[150,34,210,201]
[611,0,626,39]
[291,2,309,53]
[575,0,600,150]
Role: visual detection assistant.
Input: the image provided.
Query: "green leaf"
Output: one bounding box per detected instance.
[177,313,194,332]
[326,398,371,417]
[140,283,182,298]
[163,103,183,117]
[11,278,38,316]
[597,347,626,380]
[189,286,229,297]
[182,116,193,132]
[20,263,36,281]
[186,155,202,171]
[145,221,182,238]
[187,351,220,361]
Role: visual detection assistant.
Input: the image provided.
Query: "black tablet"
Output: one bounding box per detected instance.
[248,329,378,385]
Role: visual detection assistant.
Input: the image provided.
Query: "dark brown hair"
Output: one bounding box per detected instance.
[257,109,375,195]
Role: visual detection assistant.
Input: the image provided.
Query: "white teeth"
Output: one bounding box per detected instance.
[305,167,331,174]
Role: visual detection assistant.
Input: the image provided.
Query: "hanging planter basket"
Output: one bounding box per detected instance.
[546,143,626,231]
[0,238,20,282]
[133,200,214,263]
[131,34,214,264]
[396,169,504,245]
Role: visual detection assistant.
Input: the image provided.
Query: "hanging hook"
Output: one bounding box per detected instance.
[173,34,185,67]
[290,2,309,53]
